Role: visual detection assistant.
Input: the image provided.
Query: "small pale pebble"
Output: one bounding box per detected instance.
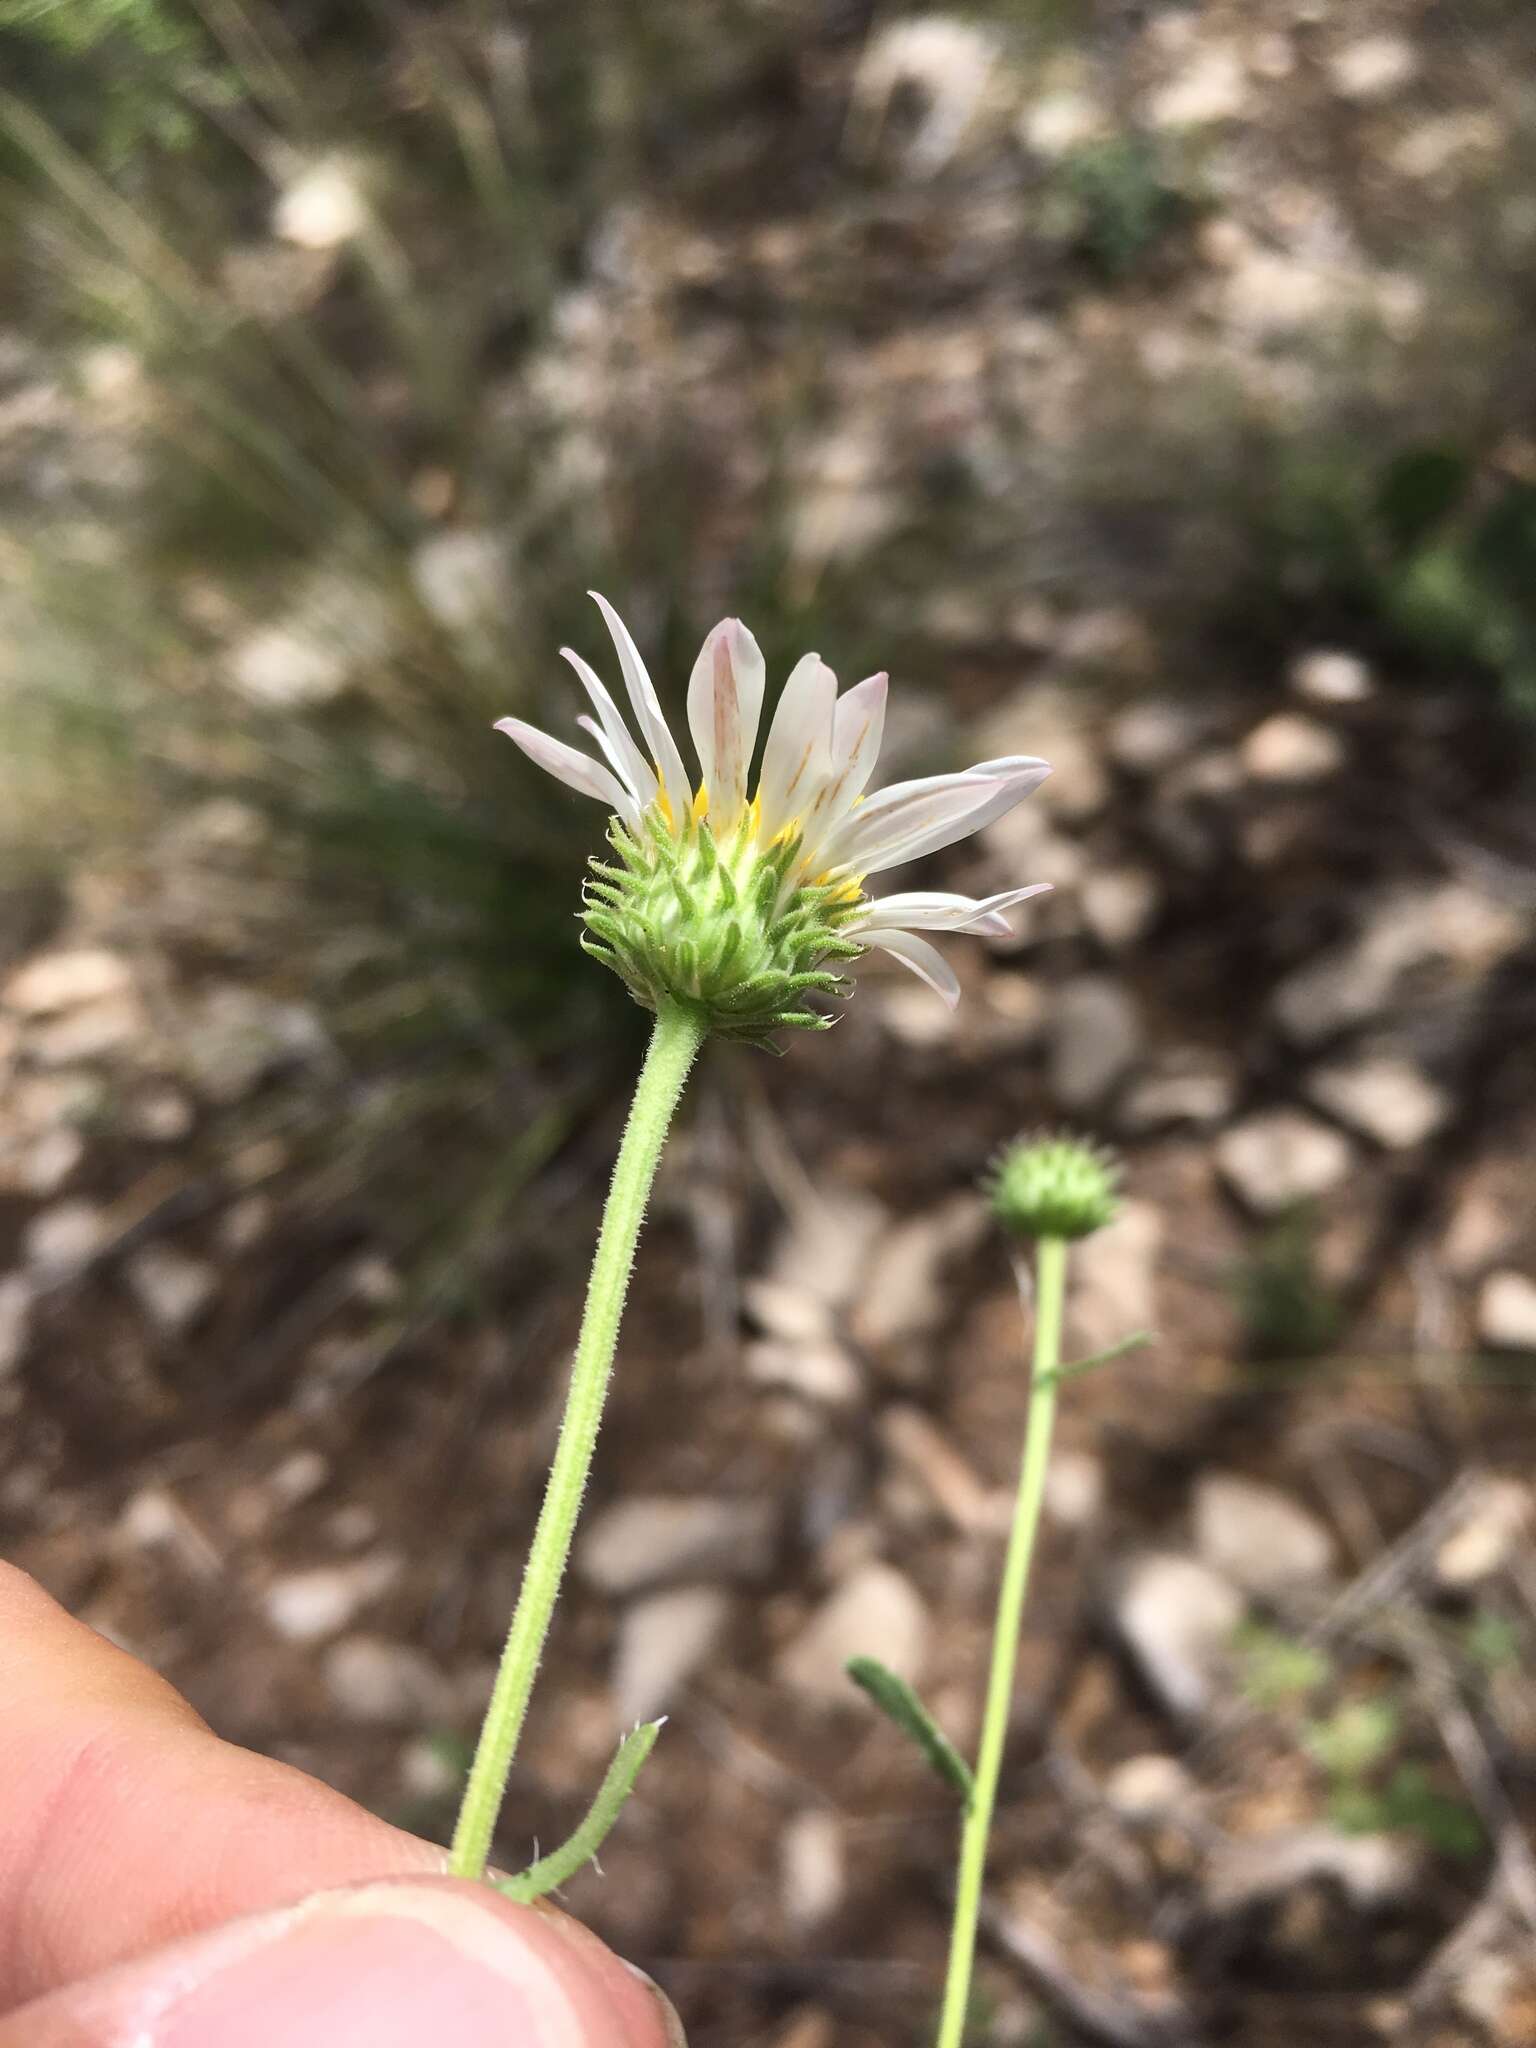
[742,1277,834,1345]
[220,1193,274,1253]
[273,154,369,248]
[125,1244,218,1334]
[1148,44,1249,129]
[268,1447,331,1505]
[611,1585,731,1723]
[1107,700,1202,775]
[1118,1050,1237,1134]
[262,1553,399,1643]
[410,529,509,634]
[1216,1111,1352,1214]
[1329,34,1418,103]
[578,1495,776,1596]
[1082,867,1161,950]
[1111,1553,1245,1720]
[1103,1753,1195,1820]
[1390,110,1503,182]
[1305,1055,1448,1150]
[764,1189,888,1311]
[115,1485,222,1577]
[850,16,1002,177]
[1044,1448,1104,1530]
[1289,649,1373,705]
[1250,31,1294,80]
[27,992,145,1066]
[230,1138,289,1186]
[1205,1827,1416,1913]
[780,1809,846,1931]
[1193,1472,1336,1597]
[128,1088,195,1142]
[778,1562,929,1705]
[976,973,1046,1049]
[976,686,1108,823]
[768,2013,835,2048]
[24,1200,108,1277]
[1018,89,1107,159]
[1241,712,1345,783]
[1477,1271,1536,1353]
[1069,1198,1161,1354]
[878,982,958,1049]
[323,1635,452,1723]
[746,1336,862,1407]
[398,1737,461,1802]
[347,1254,402,1306]
[1047,975,1143,1111]
[2,947,133,1016]
[1434,1479,1533,1589]
[116,1486,181,1549]
[1443,1187,1509,1277]
[1,1125,84,1197]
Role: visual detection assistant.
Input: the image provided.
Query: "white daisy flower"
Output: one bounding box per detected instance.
[498,593,1050,1039]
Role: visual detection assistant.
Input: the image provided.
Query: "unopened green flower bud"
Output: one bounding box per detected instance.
[987,1132,1120,1242]
[580,810,865,1046]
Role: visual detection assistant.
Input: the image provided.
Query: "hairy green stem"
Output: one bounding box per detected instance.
[935,1234,1067,2048]
[449,1000,705,1881]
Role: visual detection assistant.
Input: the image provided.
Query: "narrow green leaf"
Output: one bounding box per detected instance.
[1038,1328,1155,1389]
[495,1722,663,1904]
[846,1657,974,1808]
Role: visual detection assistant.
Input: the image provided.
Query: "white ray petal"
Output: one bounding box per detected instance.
[576,715,649,824]
[793,671,890,866]
[857,883,1053,935]
[822,756,1051,877]
[494,717,637,824]
[757,652,838,842]
[588,591,690,817]
[687,617,765,833]
[858,928,962,1008]
[828,671,889,806]
[947,755,1053,836]
[561,646,656,808]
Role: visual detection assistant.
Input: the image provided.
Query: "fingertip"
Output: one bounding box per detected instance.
[2,1879,682,2048]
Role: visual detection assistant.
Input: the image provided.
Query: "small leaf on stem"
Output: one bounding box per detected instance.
[846,1656,974,1808]
[495,1721,663,1903]
[1038,1328,1155,1389]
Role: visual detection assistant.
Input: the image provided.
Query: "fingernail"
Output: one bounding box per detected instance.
[151,1881,652,2048]
[624,1959,689,2045]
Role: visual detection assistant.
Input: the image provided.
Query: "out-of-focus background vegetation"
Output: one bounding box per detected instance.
[2,4,1535,2043]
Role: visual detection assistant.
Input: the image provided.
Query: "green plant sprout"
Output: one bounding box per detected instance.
[1233,1621,1332,1708]
[1233,1203,1343,1364]
[848,1133,1149,2048]
[1304,1695,1484,1861]
[450,594,1053,1889]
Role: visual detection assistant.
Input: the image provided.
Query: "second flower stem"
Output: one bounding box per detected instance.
[449,998,705,1882]
[934,1233,1067,2048]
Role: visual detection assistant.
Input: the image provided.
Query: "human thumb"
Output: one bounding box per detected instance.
[0,1878,684,2047]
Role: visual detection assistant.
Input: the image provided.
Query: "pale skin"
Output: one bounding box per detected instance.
[0,1564,679,2048]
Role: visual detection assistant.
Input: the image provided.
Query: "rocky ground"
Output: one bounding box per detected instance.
[4,1,1536,2044]
[5,643,1536,2046]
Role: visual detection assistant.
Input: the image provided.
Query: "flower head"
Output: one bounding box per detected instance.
[498,593,1051,1042]
[988,1132,1121,1242]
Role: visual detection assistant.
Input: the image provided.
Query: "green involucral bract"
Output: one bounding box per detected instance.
[581,810,868,1046]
